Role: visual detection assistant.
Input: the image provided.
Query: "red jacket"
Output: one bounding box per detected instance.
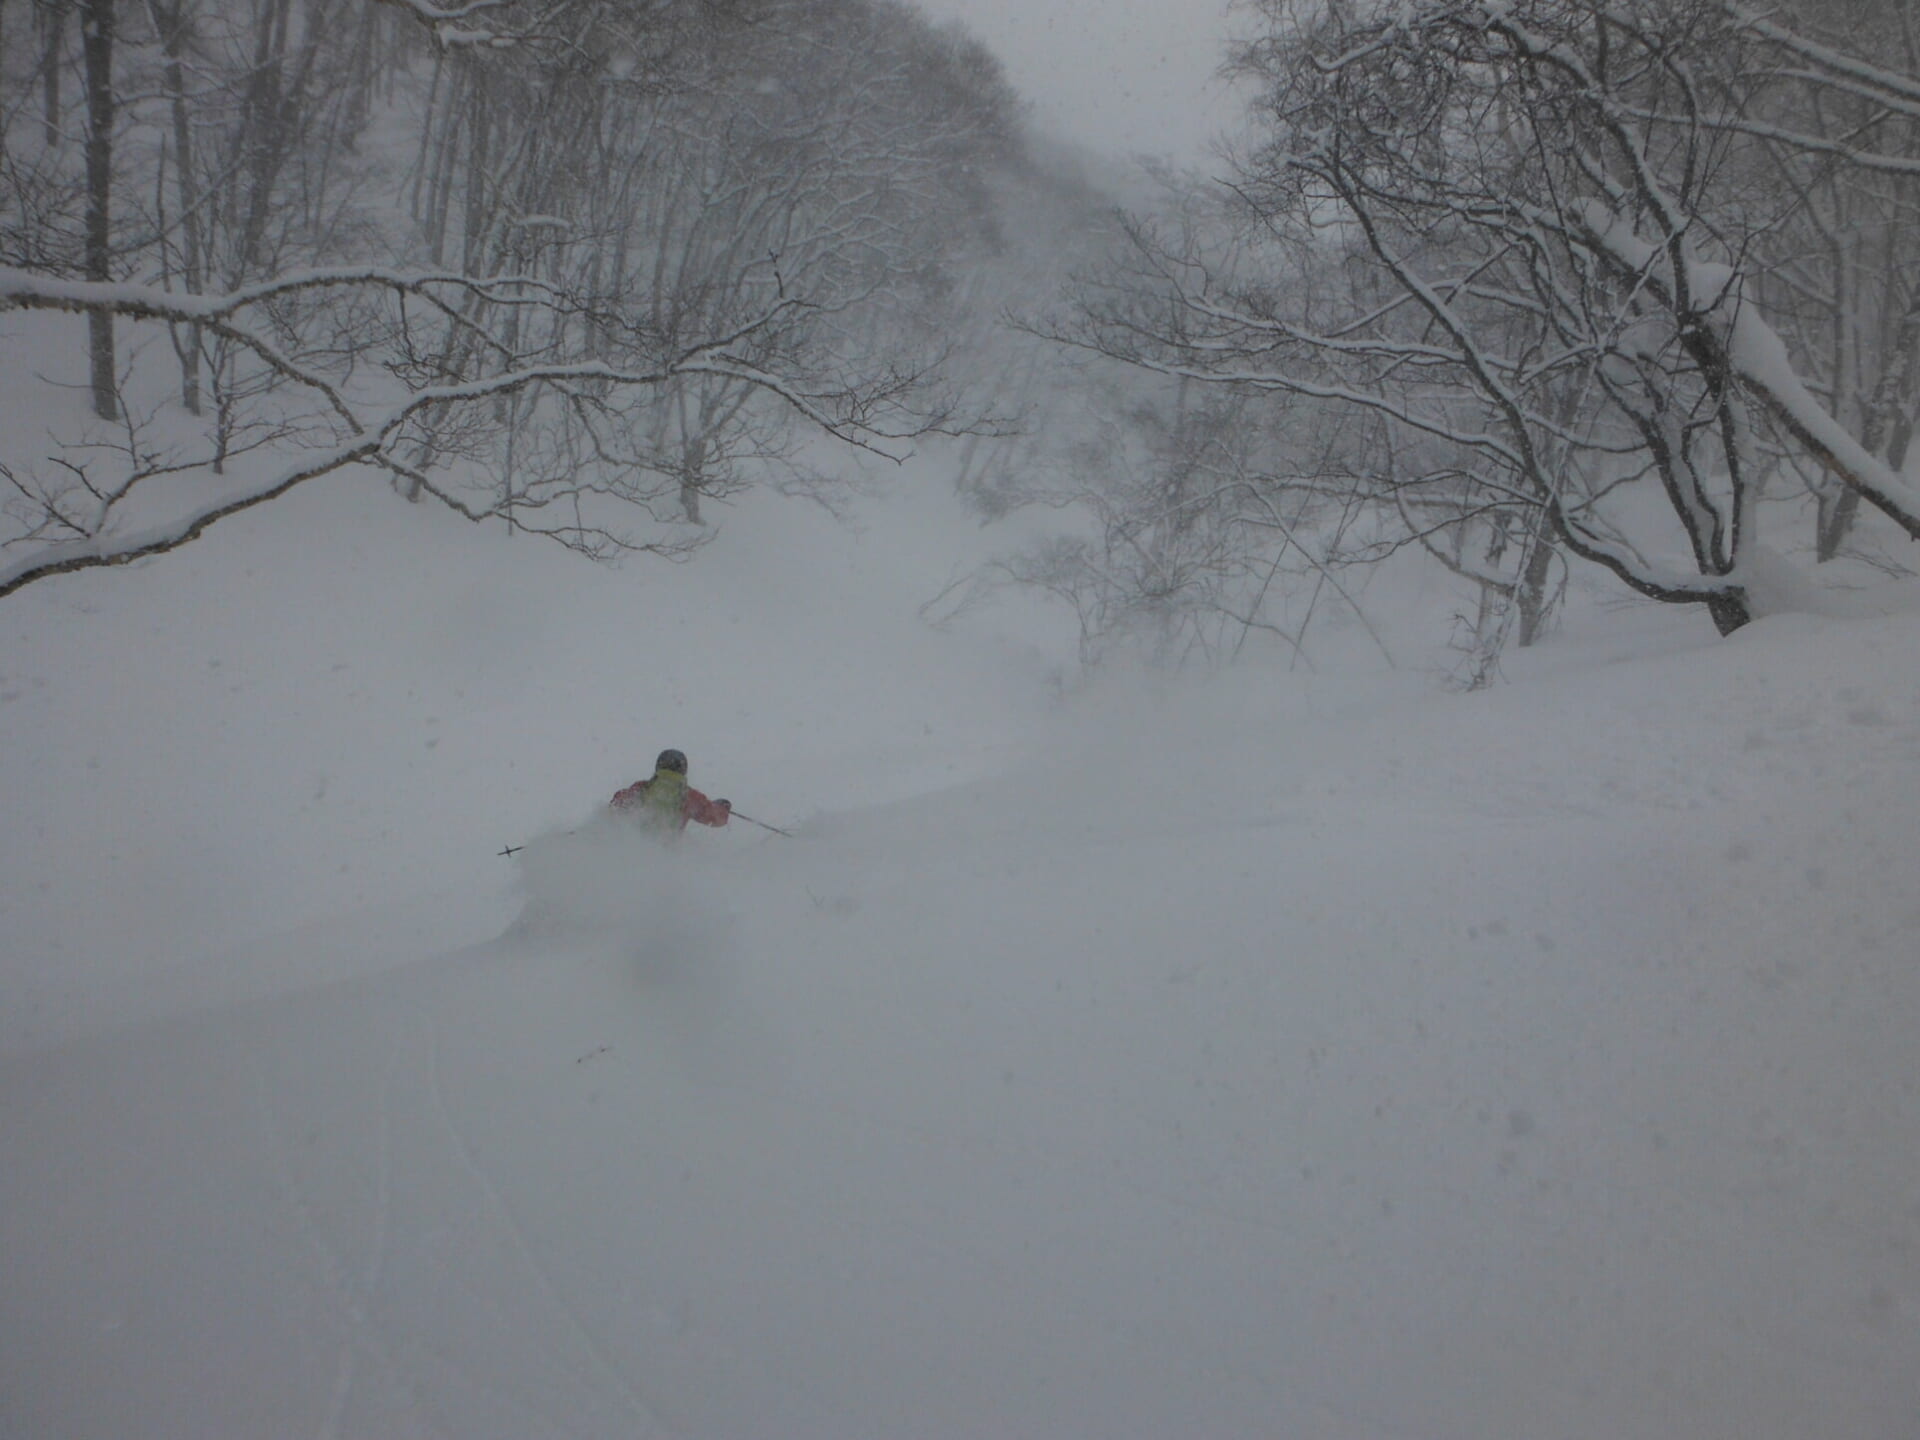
[609,776,731,830]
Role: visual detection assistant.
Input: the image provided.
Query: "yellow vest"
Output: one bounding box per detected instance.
[634,770,687,835]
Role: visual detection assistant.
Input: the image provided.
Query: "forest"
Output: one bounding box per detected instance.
[4,0,1918,679]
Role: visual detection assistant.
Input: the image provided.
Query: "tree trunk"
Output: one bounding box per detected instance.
[345,4,375,146]
[232,0,291,283]
[461,81,490,276]
[1706,589,1753,637]
[424,60,468,267]
[158,0,203,414]
[81,0,115,421]
[679,415,706,523]
[211,338,234,475]
[40,0,64,147]
[1513,521,1558,648]
[411,50,444,223]
[1814,483,1860,563]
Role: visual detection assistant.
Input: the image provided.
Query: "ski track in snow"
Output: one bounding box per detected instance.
[251,1026,445,1440]
[422,1017,680,1440]
[234,986,680,1440]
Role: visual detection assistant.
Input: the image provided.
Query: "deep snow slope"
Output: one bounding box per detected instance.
[0,462,1067,1053]
[5,477,1919,1440]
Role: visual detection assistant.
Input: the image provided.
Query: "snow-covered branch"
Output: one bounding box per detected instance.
[0,275,946,598]
[0,436,387,599]
[1575,202,1920,540]
[1726,6,1920,111]
[368,0,525,49]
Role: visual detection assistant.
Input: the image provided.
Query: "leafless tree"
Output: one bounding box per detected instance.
[1714,0,1920,560]
[1045,0,1920,654]
[0,0,1027,601]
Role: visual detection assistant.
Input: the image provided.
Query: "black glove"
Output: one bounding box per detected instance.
[715,798,731,810]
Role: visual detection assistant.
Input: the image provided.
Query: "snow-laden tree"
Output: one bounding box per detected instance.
[1716,0,1920,561]
[393,0,1022,527]
[0,0,1024,599]
[1050,0,1920,649]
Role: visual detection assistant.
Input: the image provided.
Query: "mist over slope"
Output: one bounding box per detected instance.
[0,459,1068,1052]
[4,454,1919,1439]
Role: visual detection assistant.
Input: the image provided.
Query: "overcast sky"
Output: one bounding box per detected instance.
[915,0,1242,161]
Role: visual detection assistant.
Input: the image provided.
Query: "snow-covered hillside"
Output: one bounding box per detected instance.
[4,460,1919,1439]
[0,462,1068,1052]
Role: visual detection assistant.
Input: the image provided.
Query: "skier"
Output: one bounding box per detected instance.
[609,748,732,837]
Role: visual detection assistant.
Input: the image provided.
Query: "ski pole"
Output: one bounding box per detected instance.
[728,809,793,838]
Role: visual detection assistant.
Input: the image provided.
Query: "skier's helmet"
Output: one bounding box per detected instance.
[655,748,689,775]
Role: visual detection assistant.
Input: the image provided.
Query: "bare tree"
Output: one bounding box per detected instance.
[0,0,1028,601]
[1048,0,1920,651]
[376,0,1016,528]
[1714,0,1920,561]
